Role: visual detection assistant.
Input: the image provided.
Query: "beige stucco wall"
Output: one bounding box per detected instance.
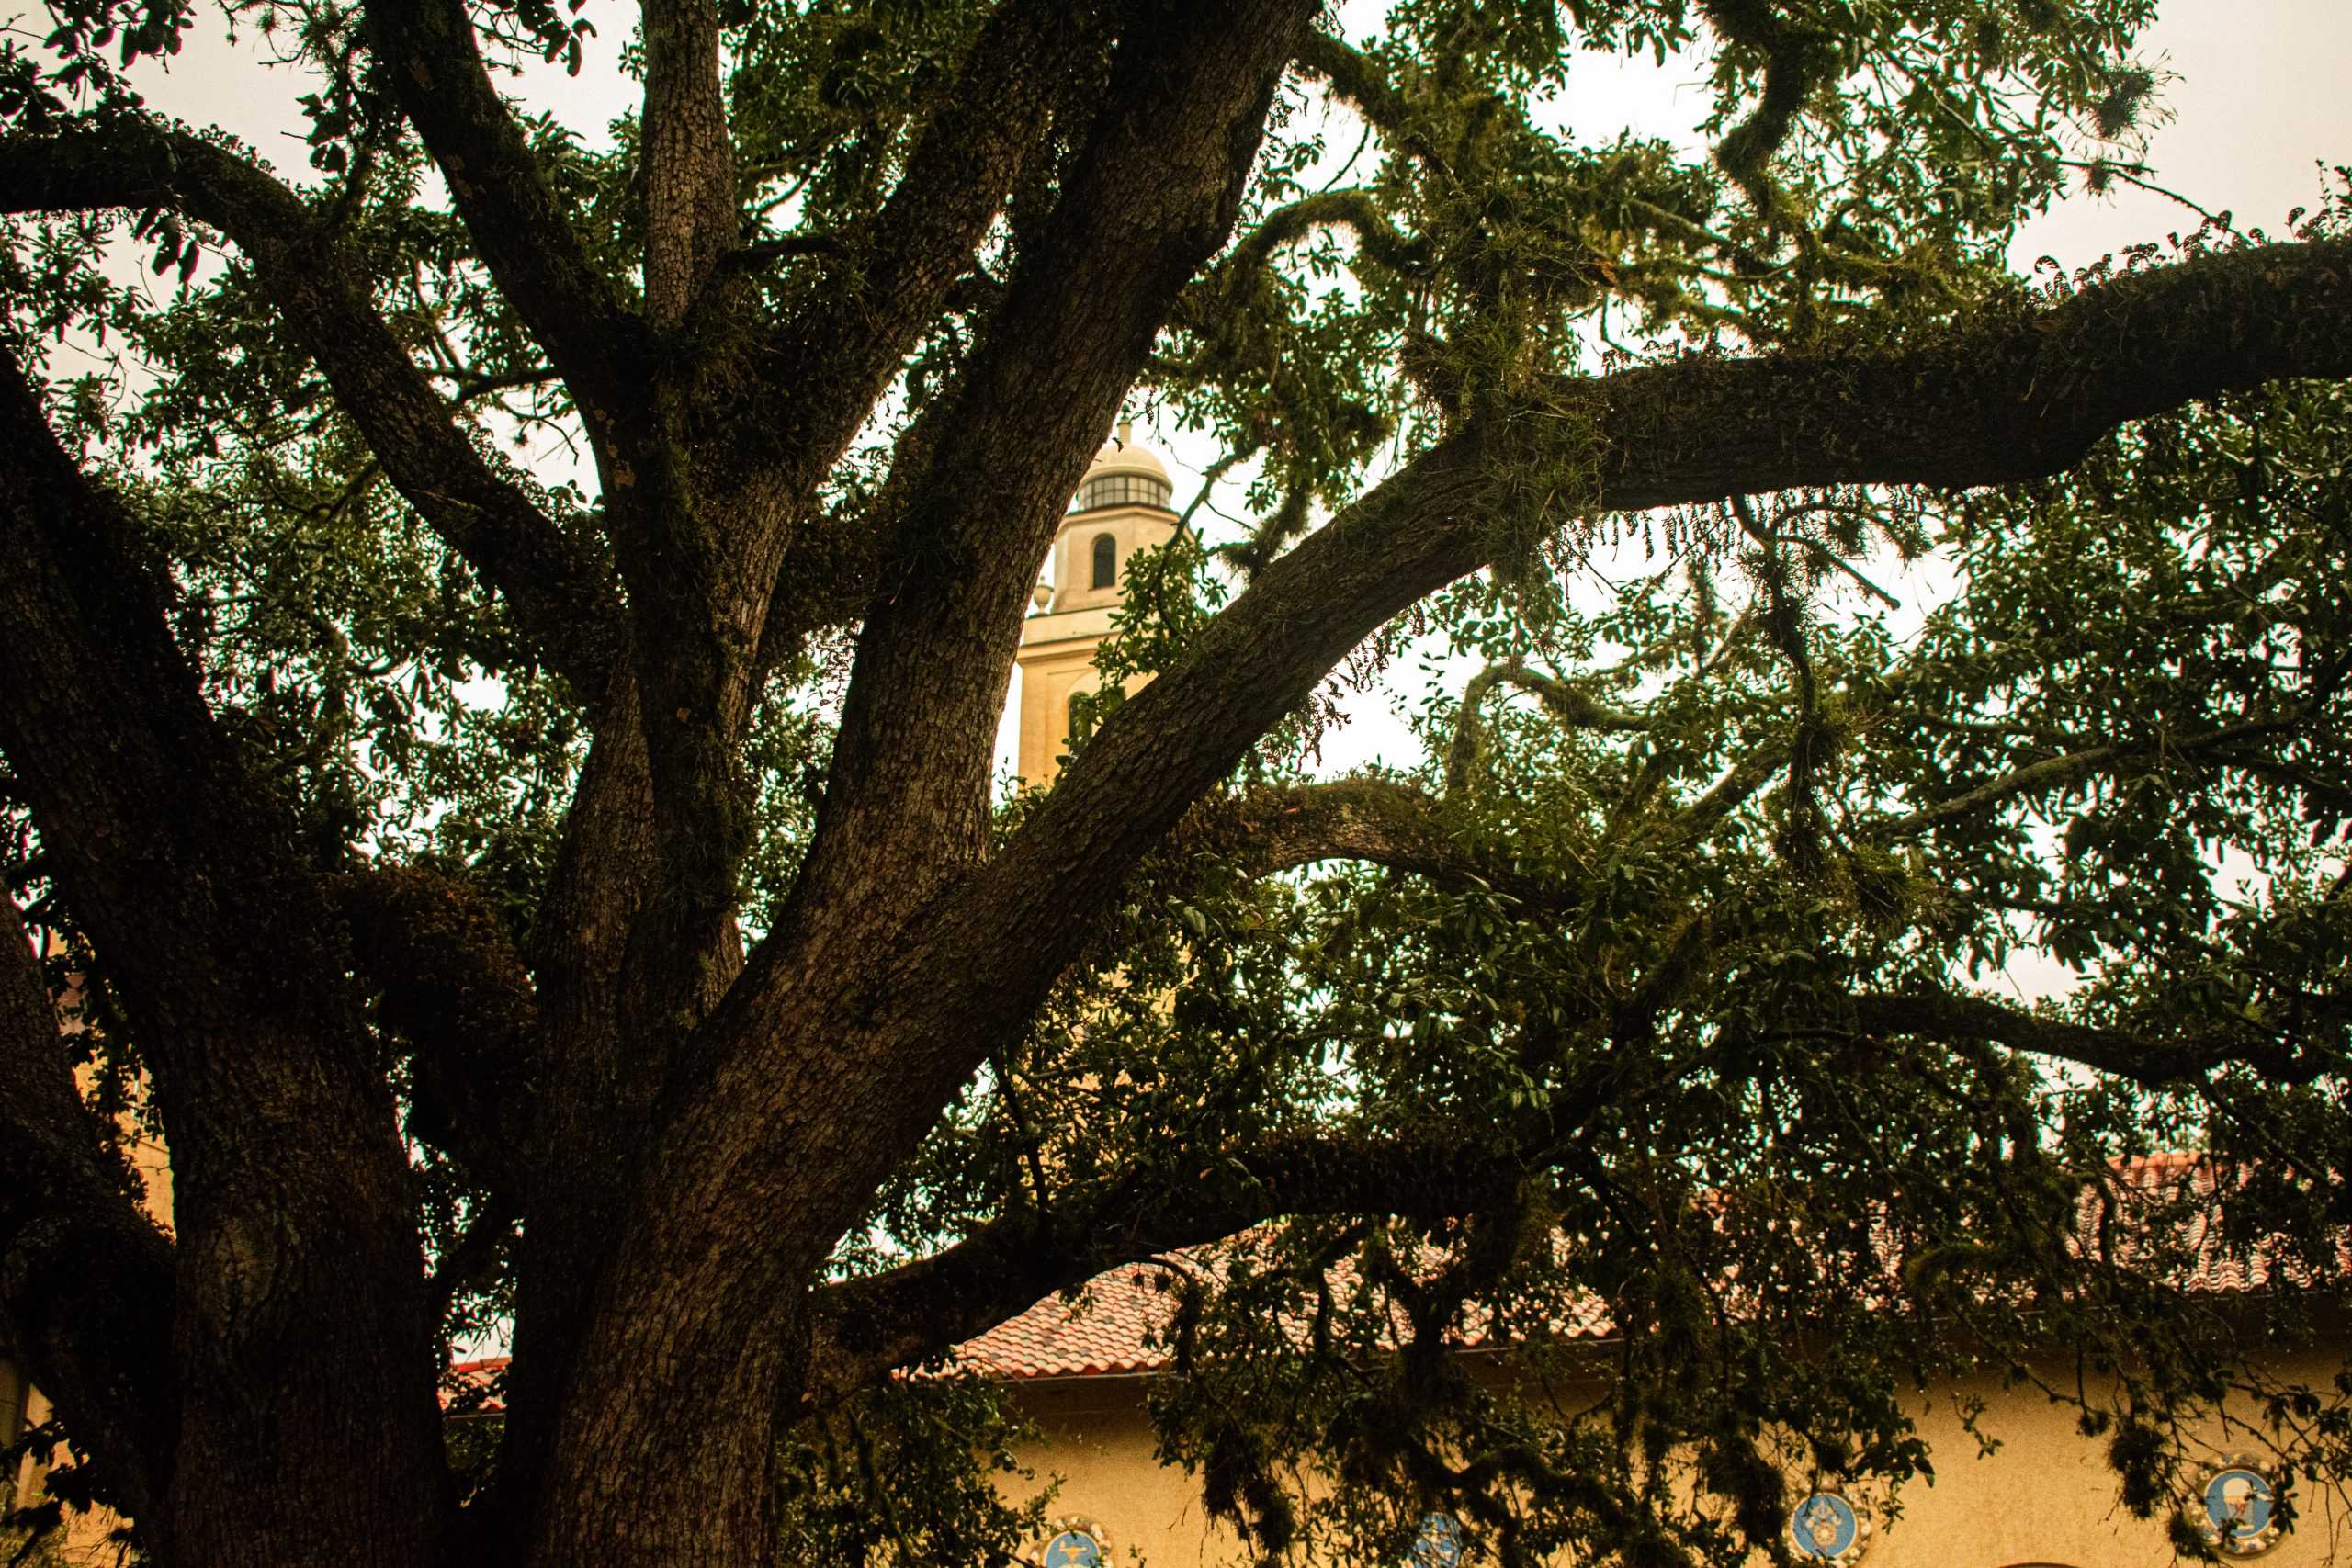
[1003,1353,2351,1567]
[1011,1377,1251,1567]
[1016,618,1117,789]
[3,1378,133,1565]
[1014,504,1179,787]
[4,1058,168,1564]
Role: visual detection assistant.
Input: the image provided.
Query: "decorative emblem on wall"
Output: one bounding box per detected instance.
[1788,1491,1872,1561]
[1032,1517,1114,1568]
[1409,1512,1465,1568]
[2191,1458,2285,1557]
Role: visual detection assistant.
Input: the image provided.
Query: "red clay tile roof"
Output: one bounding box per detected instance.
[444,1358,507,1416]
[952,1154,2347,1381]
[440,1156,2345,1398]
[955,1266,1181,1381]
[949,1257,1623,1382]
[2088,1150,2347,1295]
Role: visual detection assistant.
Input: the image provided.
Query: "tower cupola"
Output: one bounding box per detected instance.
[1012,419,1182,785]
[1070,420,1173,514]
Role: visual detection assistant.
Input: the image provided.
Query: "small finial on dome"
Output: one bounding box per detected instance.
[1072,415,1172,512]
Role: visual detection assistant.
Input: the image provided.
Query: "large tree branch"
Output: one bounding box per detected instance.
[737,0,1105,686]
[1220,188,1430,282]
[639,0,735,328]
[1175,778,1578,913]
[590,0,1101,1068]
[1293,29,1446,172]
[1662,734,1792,844]
[772,0,1318,957]
[752,0,1095,495]
[884,234,2352,1133]
[0,897,177,1526]
[358,0,639,424]
[1700,0,1841,223]
[1446,659,1646,794]
[476,691,661,1561]
[0,120,624,702]
[808,1127,1534,1392]
[330,866,537,1195]
[1840,986,2327,1087]
[1871,673,2346,839]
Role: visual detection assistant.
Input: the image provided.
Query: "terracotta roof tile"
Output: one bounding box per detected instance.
[440,1156,2346,1396]
[956,1267,1179,1381]
[443,1357,507,1416]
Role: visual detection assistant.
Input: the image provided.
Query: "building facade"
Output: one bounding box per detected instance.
[956,1187,2346,1568]
[1013,422,1180,787]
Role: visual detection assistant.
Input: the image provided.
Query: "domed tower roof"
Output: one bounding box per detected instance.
[1071,420,1173,513]
[1085,420,1169,484]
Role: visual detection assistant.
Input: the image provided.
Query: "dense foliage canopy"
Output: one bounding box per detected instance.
[0,0,2346,1564]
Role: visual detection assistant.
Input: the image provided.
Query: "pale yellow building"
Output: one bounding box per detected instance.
[1013,422,1180,788]
[958,1227,2349,1568]
[3,966,168,1567]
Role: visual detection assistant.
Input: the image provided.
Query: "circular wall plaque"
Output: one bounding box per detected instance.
[1409,1513,1465,1568]
[1789,1492,1872,1561]
[1033,1517,1113,1568]
[2193,1459,2285,1557]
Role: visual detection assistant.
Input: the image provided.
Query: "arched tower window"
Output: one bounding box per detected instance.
[1091,534,1117,590]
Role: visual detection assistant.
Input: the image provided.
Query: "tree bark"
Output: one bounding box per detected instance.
[0,349,447,1568]
[525,6,1318,1563]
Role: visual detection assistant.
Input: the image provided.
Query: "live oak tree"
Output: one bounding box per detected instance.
[0,0,2347,1562]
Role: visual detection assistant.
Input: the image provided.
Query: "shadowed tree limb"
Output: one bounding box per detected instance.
[1840,987,2332,1087]
[0,344,447,1567]
[1871,705,2337,841]
[1176,777,1580,914]
[1219,189,1430,283]
[601,0,1103,1089]
[1294,29,1448,173]
[1732,493,1826,870]
[1701,0,1841,225]
[1660,735,1792,844]
[735,0,1104,691]
[425,1190,520,1332]
[808,1127,1537,1395]
[746,0,1325,987]
[0,121,624,703]
[330,866,537,1194]
[1446,659,1648,794]
[751,0,1099,523]
[1012,232,2352,879]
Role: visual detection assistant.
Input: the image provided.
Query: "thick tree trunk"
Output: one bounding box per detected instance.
[487,682,657,1554]
[0,350,450,1568]
[164,1093,447,1568]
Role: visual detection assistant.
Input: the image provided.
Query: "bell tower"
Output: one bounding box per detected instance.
[1014,421,1178,786]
